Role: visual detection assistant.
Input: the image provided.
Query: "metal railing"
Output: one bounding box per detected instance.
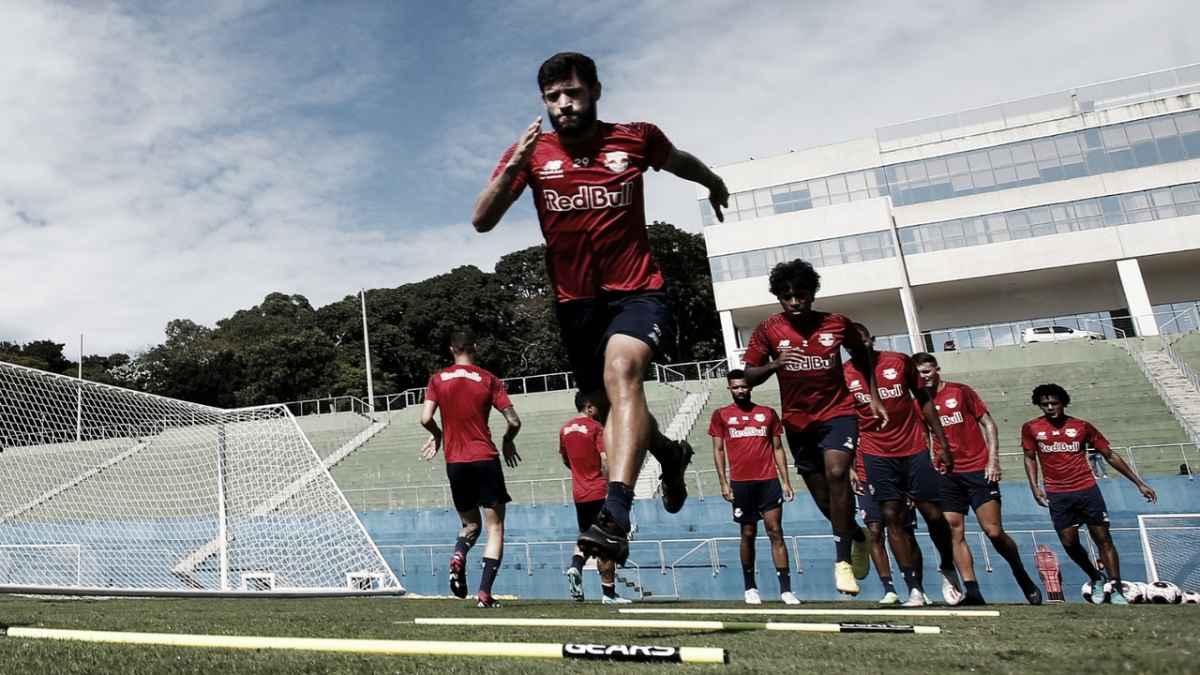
[876,63,1200,149]
[283,396,375,419]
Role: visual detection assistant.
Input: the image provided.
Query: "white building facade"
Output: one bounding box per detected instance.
[701,65,1200,365]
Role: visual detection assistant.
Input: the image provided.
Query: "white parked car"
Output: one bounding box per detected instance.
[1022,325,1104,343]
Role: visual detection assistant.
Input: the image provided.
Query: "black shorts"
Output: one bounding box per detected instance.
[784,416,859,476]
[730,479,783,524]
[857,492,918,530]
[446,458,512,513]
[862,451,941,504]
[574,499,605,532]
[555,291,674,393]
[939,471,1002,514]
[1047,485,1109,531]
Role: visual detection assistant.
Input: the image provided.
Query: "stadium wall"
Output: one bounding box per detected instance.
[361,475,1197,603]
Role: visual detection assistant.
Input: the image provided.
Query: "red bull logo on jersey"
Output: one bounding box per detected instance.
[882,368,898,380]
[1065,428,1078,438]
[440,368,482,383]
[877,383,905,400]
[817,333,835,347]
[562,423,589,436]
[944,397,959,409]
[1039,441,1082,453]
[784,354,834,372]
[728,426,768,438]
[939,411,964,426]
[543,182,634,212]
[603,151,629,172]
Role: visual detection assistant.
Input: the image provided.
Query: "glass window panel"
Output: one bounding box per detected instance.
[1033,139,1058,160]
[988,147,1014,168]
[898,228,917,242]
[753,188,772,210]
[884,165,901,184]
[947,155,970,174]
[1176,112,1200,134]
[1172,184,1199,204]
[709,257,727,281]
[825,174,848,195]
[971,170,995,188]
[994,166,1018,185]
[967,151,991,171]
[809,178,829,198]
[925,158,949,179]
[731,192,750,211]
[848,190,870,202]
[1121,193,1150,210]
[1101,126,1129,148]
[866,170,883,190]
[1050,205,1071,222]
[1150,118,1178,140]
[1126,122,1153,144]
[1015,163,1039,181]
[1150,189,1174,207]
[951,173,974,192]
[845,172,867,192]
[1075,200,1101,216]
[1010,143,1035,163]
[1055,135,1082,156]
[1083,128,1104,149]
[820,239,841,263]
[906,162,928,182]
[1027,207,1052,224]
[829,192,849,205]
[1108,146,1136,171]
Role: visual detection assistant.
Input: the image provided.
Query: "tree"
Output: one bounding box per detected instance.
[646,221,723,363]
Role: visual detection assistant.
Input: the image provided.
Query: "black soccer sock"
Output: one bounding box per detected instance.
[777,568,792,594]
[851,526,866,542]
[571,554,585,574]
[902,567,923,594]
[834,532,853,563]
[602,583,618,599]
[964,580,983,599]
[742,565,756,591]
[479,557,501,594]
[454,536,473,560]
[603,481,635,532]
[879,575,896,594]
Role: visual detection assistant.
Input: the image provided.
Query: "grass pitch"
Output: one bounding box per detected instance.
[1,595,1197,674]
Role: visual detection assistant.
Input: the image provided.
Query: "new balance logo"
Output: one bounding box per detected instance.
[543,182,634,212]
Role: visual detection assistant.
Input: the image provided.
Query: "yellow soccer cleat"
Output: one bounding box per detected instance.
[835,561,860,596]
[851,526,872,580]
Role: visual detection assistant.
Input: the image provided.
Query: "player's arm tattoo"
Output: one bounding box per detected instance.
[501,406,521,440]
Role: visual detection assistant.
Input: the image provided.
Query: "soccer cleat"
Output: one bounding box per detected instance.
[566,567,584,602]
[901,588,927,607]
[961,593,988,606]
[877,590,899,605]
[448,552,468,599]
[659,439,694,514]
[475,591,501,608]
[1091,576,1107,605]
[601,594,633,605]
[744,588,762,605]
[939,568,965,606]
[576,508,630,565]
[834,562,860,596]
[780,591,802,605]
[1104,581,1128,605]
[850,526,872,580]
[1025,586,1044,606]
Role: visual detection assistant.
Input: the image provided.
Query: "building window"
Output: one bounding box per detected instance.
[707,230,896,282]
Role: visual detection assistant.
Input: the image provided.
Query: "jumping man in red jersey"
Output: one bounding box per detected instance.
[709,369,799,605]
[741,260,886,596]
[913,353,1043,605]
[845,325,962,607]
[560,391,629,604]
[420,330,522,608]
[1021,383,1156,605]
[472,53,729,565]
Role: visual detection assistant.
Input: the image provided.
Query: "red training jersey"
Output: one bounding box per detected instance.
[708,403,783,482]
[491,121,673,302]
[844,351,928,457]
[559,415,607,503]
[425,363,513,464]
[742,312,865,431]
[930,381,991,473]
[1021,416,1109,493]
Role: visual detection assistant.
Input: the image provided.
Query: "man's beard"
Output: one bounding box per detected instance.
[549,105,597,138]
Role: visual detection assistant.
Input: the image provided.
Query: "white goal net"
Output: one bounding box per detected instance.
[1138,513,1200,592]
[0,360,403,595]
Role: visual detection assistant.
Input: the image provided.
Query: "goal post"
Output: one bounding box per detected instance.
[1137,513,1200,592]
[0,359,403,596]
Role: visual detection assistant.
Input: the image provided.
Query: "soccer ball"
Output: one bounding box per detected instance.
[1081,581,1098,604]
[1118,580,1146,604]
[1182,591,1200,605]
[1145,581,1183,604]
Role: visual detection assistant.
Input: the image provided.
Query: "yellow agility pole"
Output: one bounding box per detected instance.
[618,608,1000,618]
[0,626,728,665]
[414,617,941,634]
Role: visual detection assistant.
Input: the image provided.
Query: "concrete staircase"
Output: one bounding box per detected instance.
[1135,348,1200,448]
[634,390,713,500]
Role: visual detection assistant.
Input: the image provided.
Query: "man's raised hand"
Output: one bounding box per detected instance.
[507,116,543,171]
[708,177,729,223]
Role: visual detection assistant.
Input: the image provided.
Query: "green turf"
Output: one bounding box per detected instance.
[1,596,1198,674]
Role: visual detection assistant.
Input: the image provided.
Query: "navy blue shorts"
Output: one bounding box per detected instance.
[939,471,1001,514]
[731,479,784,524]
[554,291,674,394]
[1047,485,1109,531]
[574,499,605,533]
[446,458,512,513]
[784,416,859,476]
[857,492,918,529]
[863,451,941,504]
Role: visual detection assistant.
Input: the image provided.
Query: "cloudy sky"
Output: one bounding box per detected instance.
[2,0,1198,354]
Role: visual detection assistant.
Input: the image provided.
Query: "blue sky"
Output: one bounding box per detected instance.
[2,0,1199,353]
